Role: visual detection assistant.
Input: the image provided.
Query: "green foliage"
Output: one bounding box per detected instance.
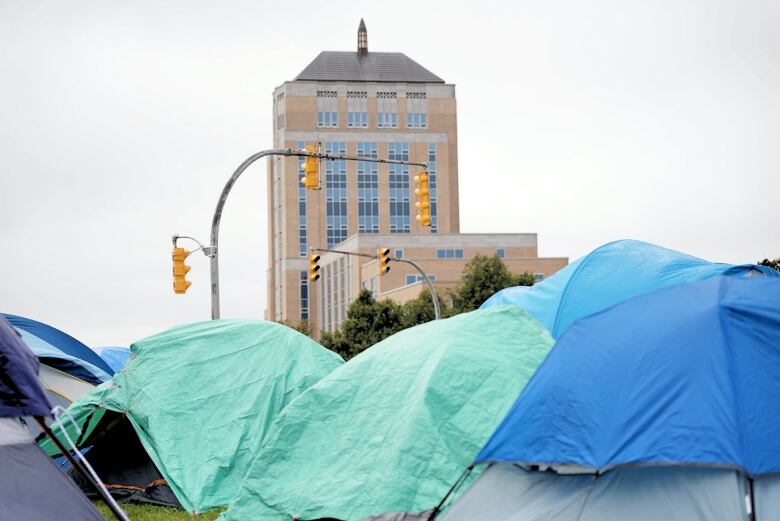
[320,256,535,359]
[399,288,456,329]
[512,271,536,287]
[450,254,533,313]
[760,258,780,271]
[320,289,403,360]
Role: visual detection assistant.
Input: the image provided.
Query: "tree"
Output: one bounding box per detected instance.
[399,288,455,329]
[511,271,536,287]
[760,258,780,272]
[319,256,536,358]
[320,289,403,360]
[451,254,533,313]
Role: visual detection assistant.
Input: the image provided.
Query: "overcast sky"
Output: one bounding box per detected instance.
[1,0,778,347]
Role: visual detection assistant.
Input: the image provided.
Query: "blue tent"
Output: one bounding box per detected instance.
[441,277,780,521]
[478,277,780,474]
[93,346,131,373]
[2,314,113,384]
[480,240,778,338]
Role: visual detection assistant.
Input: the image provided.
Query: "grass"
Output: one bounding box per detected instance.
[94,502,224,520]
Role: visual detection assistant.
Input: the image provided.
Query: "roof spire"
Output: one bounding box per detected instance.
[357,19,368,56]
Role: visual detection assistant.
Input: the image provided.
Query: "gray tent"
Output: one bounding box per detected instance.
[0,418,105,520]
[441,464,780,521]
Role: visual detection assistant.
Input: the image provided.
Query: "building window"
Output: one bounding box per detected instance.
[388,143,410,233]
[436,248,464,259]
[428,144,438,233]
[297,141,308,256]
[317,90,338,128]
[377,92,398,128]
[299,271,309,321]
[534,273,545,283]
[347,91,368,128]
[497,248,505,258]
[277,113,284,129]
[406,274,436,284]
[325,142,348,247]
[357,142,379,233]
[394,249,404,259]
[406,92,427,128]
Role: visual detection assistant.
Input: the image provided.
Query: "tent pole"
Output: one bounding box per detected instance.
[35,417,128,521]
[427,464,475,520]
[748,476,756,521]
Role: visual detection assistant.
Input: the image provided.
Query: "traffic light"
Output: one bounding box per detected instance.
[300,145,320,190]
[378,247,391,276]
[414,171,431,227]
[172,247,192,294]
[309,253,321,282]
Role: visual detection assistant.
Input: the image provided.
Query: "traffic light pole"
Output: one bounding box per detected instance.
[310,247,441,321]
[207,148,427,320]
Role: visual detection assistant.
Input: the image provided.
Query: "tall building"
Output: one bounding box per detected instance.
[268,20,566,335]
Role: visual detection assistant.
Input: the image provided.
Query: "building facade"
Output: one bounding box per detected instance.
[267,21,566,335]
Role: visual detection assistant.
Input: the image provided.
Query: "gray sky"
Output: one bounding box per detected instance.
[1,0,778,347]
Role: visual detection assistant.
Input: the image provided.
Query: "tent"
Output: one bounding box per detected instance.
[93,346,131,373]
[480,239,779,338]
[221,306,554,521]
[2,313,114,384]
[2,314,105,434]
[443,277,780,520]
[0,315,105,521]
[43,319,344,513]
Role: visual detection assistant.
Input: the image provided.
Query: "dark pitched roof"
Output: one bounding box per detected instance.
[294,51,444,83]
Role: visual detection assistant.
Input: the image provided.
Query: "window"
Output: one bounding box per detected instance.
[406,274,436,284]
[436,248,464,259]
[377,92,398,128]
[534,273,546,282]
[394,249,404,259]
[388,143,410,233]
[299,271,309,321]
[428,144,438,233]
[357,142,379,233]
[497,248,505,258]
[347,91,368,128]
[325,142,348,247]
[297,141,308,256]
[275,92,285,130]
[406,92,427,128]
[317,90,338,128]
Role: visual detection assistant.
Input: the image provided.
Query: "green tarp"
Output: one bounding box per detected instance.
[41,320,343,513]
[222,306,554,521]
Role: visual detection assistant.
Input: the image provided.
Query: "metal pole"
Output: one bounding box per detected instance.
[209,149,292,319]
[311,247,441,320]
[208,149,428,320]
[397,257,441,320]
[35,417,129,521]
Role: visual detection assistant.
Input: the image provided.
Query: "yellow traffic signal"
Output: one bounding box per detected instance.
[300,145,320,190]
[172,247,192,294]
[309,253,321,282]
[378,247,391,276]
[414,171,431,227]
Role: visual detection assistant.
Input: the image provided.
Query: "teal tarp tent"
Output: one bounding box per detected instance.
[42,320,343,513]
[221,306,554,521]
